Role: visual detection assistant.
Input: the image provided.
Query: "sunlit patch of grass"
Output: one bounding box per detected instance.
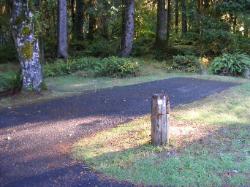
[73,82,250,186]
[173,83,250,126]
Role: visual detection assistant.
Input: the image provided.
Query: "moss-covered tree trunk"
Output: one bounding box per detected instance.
[120,0,135,57]
[11,0,43,92]
[156,0,167,47]
[57,0,68,58]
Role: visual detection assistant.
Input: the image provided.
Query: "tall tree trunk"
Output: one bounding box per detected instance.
[88,0,97,40]
[75,0,84,40]
[71,0,76,36]
[196,0,201,33]
[156,0,167,47]
[166,0,171,46]
[175,0,179,34]
[181,0,187,34]
[57,0,68,58]
[101,2,110,39]
[203,0,209,9]
[120,0,135,57]
[11,0,43,92]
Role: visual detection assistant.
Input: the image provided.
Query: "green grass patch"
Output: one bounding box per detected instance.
[73,82,250,186]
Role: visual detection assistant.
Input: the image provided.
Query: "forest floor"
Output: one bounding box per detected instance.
[0,77,241,187]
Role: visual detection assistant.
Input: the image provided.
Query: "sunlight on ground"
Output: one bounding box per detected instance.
[73,82,250,186]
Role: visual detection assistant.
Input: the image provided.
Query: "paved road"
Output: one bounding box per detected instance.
[0,78,238,187]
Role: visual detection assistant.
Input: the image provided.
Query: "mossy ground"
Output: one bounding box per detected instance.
[72,82,250,186]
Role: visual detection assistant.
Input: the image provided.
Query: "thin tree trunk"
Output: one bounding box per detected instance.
[75,0,84,40]
[175,0,179,34]
[156,0,167,47]
[203,0,209,9]
[57,0,68,58]
[71,0,75,36]
[181,0,187,34]
[120,0,135,57]
[11,0,43,91]
[166,0,171,46]
[101,1,110,39]
[196,0,201,33]
[88,0,97,40]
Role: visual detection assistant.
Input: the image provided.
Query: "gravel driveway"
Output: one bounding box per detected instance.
[0,77,238,187]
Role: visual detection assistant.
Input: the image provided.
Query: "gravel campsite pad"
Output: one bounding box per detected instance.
[0,78,238,187]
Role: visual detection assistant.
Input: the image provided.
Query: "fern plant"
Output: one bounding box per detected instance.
[210,53,250,76]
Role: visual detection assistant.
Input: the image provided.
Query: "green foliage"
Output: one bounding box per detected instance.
[210,53,250,76]
[199,17,237,55]
[0,45,18,63]
[95,57,140,77]
[86,38,119,57]
[172,55,200,72]
[0,71,22,92]
[43,57,140,78]
[132,36,154,56]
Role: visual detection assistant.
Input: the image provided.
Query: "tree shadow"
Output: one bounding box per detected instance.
[79,123,250,186]
[0,78,238,129]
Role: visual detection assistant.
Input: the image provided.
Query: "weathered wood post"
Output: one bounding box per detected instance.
[151,94,170,146]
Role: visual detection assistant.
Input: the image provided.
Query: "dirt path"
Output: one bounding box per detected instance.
[0,78,238,187]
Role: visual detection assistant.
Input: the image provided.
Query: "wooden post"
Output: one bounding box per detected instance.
[151,94,170,146]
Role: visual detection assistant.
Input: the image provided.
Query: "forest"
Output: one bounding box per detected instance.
[0,0,250,92]
[1,1,250,186]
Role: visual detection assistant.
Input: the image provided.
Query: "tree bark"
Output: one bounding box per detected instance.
[203,0,209,9]
[11,0,43,92]
[101,1,110,39]
[88,0,97,40]
[156,0,167,47]
[57,0,68,58]
[196,0,201,33]
[175,0,179,34]
[71,0,76,36]
[181,0,187,34]
[166,0,171,46]
[75,0,84,40]
[120,0,135,57]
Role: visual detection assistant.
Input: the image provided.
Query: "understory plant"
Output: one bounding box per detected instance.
[0,71,22,92]
[210,53,250,76]
[172,55,200,72]
[43,56,140,78]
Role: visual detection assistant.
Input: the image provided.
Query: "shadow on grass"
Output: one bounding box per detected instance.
[76,124,250,186]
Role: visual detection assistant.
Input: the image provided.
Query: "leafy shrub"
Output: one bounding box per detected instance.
[172,55,200,72]
[0,71,22,92]
[0,44,18,63]
[199,30,237,55]
[210,53,250,76]
[96,57,140,77]
[43,57,140,78]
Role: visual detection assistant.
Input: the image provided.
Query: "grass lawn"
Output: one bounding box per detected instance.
[72,81,250,186]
